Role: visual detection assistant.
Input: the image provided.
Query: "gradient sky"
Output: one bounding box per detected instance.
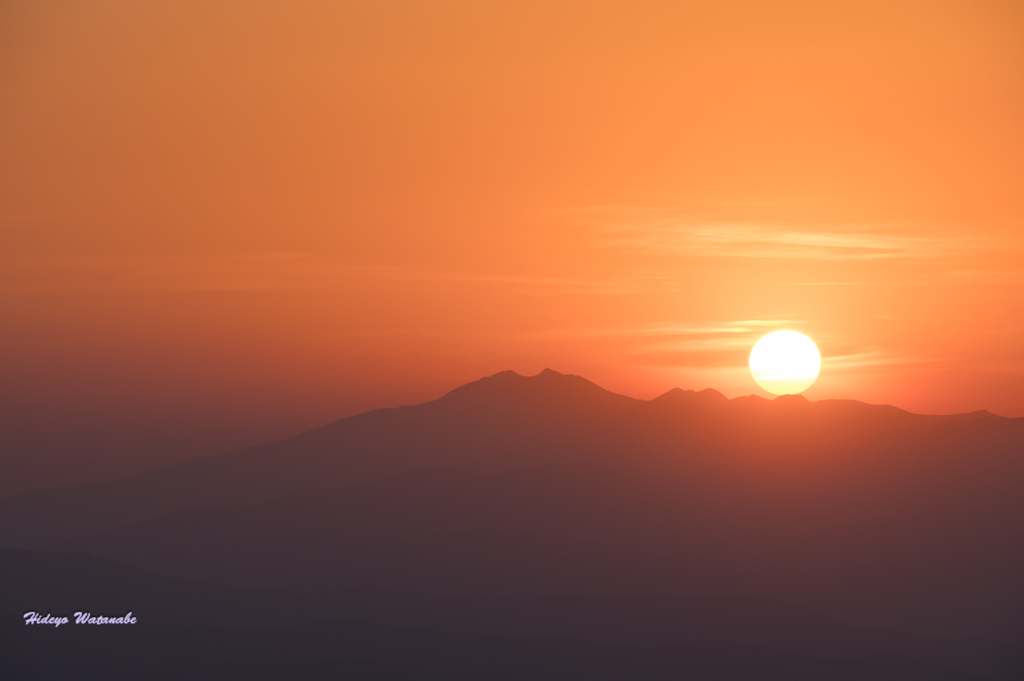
[2,0,1023,489]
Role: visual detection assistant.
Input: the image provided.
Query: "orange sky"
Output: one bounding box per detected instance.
[1,0,1023,478]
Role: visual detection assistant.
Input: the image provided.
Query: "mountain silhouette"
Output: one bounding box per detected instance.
[0,369,1012,547]
[3,369,1023,679]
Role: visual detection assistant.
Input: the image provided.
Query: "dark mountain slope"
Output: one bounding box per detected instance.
[0,370,646,546]
[4,370,1024,678]
[0,369,1016,549]
[68,456,1024,642]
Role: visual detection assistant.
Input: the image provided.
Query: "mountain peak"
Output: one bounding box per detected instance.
[774,393,810,404]
[437,368,632,408]
[652,387,728,407]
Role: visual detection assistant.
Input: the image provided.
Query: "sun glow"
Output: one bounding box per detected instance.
[749,330,821,395]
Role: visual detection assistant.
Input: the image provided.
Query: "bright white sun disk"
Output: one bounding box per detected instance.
[749,330,821,395]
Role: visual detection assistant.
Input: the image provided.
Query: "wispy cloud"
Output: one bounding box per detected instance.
[531,321,922,371]
[938,269,1024,286]
[0,253,662,295]
[531,319,806,367]
[823,350,925,371]
[603,221,963,260]
[567,206,999,262]
[533,319,800,340]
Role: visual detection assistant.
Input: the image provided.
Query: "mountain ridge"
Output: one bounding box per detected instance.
[0,368,1018,550]
[3,368,1023,678]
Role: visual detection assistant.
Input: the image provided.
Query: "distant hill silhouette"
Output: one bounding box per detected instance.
[2,369,1023,679]
[0,369,1013,547]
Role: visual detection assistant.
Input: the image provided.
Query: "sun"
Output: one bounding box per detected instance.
[749,330,821,395]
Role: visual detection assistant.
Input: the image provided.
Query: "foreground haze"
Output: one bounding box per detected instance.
[4,369,1023,678]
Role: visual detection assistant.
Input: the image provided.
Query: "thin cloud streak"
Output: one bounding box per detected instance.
[604,222,968,260]
[531,319,802,340]
[570,206,1014,262]
[532,320,810,368]
[0,253,666,295]
[823,350,926,372]
[532,322,922,373]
